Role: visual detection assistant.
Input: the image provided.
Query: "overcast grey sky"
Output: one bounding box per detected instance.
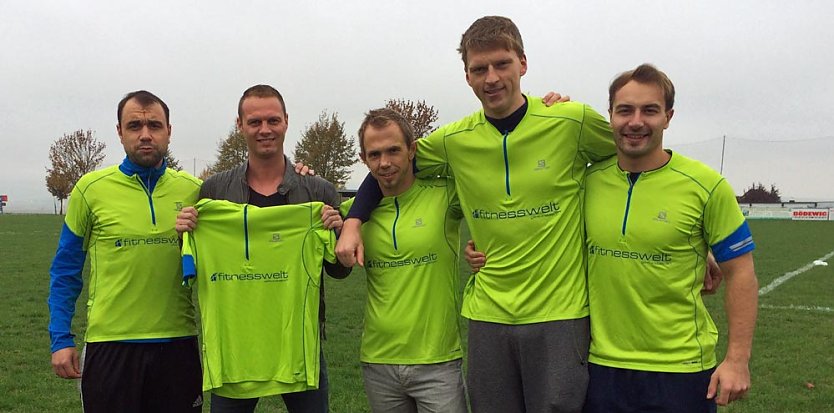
[2,0,832,213]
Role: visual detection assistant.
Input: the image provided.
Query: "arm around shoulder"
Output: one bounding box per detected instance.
[579,104,616,163]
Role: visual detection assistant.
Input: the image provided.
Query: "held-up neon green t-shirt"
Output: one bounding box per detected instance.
[182,199,336,398]
[416,98,615,324]
[65,165,200,342]
[344,178,464,364]
[584,151,755,372]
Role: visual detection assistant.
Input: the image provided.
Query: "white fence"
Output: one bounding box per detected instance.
[741,204,834,221]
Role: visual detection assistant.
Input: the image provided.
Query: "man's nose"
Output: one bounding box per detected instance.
[259,122,272,134]
[627,112,645,127]
[139,126,153,140]
[485,66,499,83]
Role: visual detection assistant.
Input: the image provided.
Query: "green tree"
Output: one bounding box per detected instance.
[384,98,439,138]
[293,111,357,188]
[45,129,106,214]
[210,127,248,174]
[163,149,183,171]
[738,182,781,203]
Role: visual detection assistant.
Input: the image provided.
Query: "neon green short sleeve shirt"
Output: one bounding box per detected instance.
[182,199,335,397]
[585,152,754,372]
[352,178,464,364]
[416,98,615,324]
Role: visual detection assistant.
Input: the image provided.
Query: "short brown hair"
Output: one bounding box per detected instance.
[458,16,524,69]
[609,64,675,111]
[117,90,169,126]
[357,108,416,155]
[238,84,287,118]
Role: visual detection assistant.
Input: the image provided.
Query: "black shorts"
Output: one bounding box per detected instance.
[584,362,717,413]
[80,337,202,413]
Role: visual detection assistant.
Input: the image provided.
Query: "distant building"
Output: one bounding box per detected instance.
[339,189,357,201]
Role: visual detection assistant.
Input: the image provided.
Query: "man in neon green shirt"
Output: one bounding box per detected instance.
[48,90,203,412]
[176,84,348,413]
[347,108,467,412]
[582,64,758,412]
[339,16,614,412]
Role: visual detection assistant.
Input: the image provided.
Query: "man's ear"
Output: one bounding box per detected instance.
[519,53,528,77]
[664,108,674,129]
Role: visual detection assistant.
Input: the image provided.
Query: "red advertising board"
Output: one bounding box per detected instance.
[790,209,829,221]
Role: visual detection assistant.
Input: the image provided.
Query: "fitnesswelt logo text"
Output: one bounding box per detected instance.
[366,253,438,269]
[471,201,560,220]
[210,271,289,282]
[114,235,179,248]
[588,245,671,264]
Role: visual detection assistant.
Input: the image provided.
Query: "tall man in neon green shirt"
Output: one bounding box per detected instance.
[349,108,467,412]
[339,16,615,412]
[581,64,758,412]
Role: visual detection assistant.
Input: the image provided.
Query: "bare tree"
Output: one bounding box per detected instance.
[210,127,248,174]
[198,166,214,181]
[45,129,106,214]
[384,98,439,138]
[293,111,357,188]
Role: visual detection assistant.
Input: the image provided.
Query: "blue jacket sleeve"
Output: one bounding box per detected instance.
[346,173,383,222]
[47,224,86,353]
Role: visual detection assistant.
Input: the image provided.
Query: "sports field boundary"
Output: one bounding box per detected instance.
[758,249,834,296]
[759,304,834,313]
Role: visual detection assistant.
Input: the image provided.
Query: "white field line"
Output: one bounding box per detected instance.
[758,250,834,296]
[759,304,834,313]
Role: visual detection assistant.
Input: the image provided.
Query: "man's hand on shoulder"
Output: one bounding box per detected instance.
[542,92,571,107]
[294,162,315,176]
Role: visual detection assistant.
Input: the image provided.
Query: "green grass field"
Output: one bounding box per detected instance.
[1,215,832,412]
